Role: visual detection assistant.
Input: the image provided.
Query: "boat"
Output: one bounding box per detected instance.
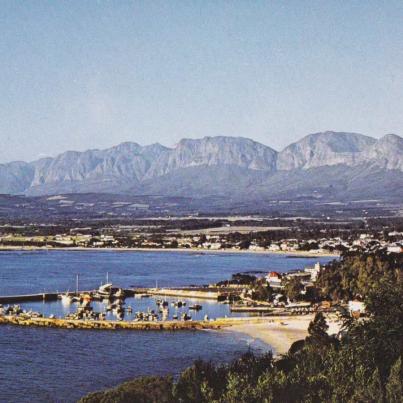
[80,294,92,305]
[115,288,125,298]
[59,292,73,304]
[96,283,125,300]
[188,304,202,311]
[181,312,192,321]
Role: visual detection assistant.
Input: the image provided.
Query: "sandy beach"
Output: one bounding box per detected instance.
[228,314,342,356]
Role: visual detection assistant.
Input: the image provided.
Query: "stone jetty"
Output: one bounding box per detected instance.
[0,315,269,331]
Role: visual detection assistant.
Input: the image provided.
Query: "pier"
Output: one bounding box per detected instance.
[0,292,60,304]
[230,306,273,313]
[0,287,228,305]
[0,289,136,304]
[144,288,221,300]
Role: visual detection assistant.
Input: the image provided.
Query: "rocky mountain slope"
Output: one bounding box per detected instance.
[0,131,402,201]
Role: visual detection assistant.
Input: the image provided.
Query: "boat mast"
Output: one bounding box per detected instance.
[76,274,79,295]
[106,272,109,284]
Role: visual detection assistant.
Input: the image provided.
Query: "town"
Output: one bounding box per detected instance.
[1,221,402,255]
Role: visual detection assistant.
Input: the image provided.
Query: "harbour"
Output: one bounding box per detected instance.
[0,249,335,402]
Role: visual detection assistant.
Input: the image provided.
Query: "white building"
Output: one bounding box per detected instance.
[387,244,402,253]
[348,300,366,315]
[265,271,283,288]
[304,262,322,282]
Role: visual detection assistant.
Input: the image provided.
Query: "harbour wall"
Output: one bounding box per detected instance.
[145,288,220,300]
[0,315,269,331]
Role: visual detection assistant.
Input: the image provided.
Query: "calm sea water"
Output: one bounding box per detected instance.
[0,250,335,402]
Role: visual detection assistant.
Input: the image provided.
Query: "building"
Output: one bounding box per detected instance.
[348,300,366,316]
[265,271,283,288]
[387,244,402,253]
[304,262,322,282]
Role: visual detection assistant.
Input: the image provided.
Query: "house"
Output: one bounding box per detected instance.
[249,244,265,251]
[387,244,402,253]
[202,242,222,250]
[348,300,366,316]
[304,262,322,281]
[100,235,115,242]
[265,271,283,288]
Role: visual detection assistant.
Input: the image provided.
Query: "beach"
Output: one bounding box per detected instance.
[227,314,342,356]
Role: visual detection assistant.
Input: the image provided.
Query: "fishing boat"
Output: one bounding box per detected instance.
[181,312,192,321]
[59,292,73,304]
[95,283,125,300]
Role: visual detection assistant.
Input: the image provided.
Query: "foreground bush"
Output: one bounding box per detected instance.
[79,376,174,403]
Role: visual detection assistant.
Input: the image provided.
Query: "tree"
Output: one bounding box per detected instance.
[386,357,403,403]
[352,367,385,403]
[283,277,303,302]
[251,283,274,302]
[173,360,226,402]
[79,376,174,403]
[308,312,328,337]
[238,240,251,250]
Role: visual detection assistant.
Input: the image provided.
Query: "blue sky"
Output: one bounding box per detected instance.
[1,1,402,162]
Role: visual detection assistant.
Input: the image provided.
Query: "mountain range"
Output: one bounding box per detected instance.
[1,131,402,201]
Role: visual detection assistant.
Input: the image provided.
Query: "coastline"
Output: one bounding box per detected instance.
[0,312,342,359]
[0,245,339,258]
[226,314,342,356]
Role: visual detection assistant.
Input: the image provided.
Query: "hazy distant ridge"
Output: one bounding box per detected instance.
[0,131,402,199]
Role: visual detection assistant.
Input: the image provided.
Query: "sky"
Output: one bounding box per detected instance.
[0,1,403,163]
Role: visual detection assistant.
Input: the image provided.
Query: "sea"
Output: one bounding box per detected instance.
[0,250,335,402]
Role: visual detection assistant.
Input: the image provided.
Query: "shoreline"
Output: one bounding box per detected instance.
[227,315,314,356]
[0,245,339,258]
[0,313,341,358]
[226,314,342,356]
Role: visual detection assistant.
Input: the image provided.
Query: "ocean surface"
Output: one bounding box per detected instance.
[0,250,335,402]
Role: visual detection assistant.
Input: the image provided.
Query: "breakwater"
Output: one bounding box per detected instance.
[145,288,222,300]
[0,315,268,331]
[0,293,59,304]
[0,289,135,304]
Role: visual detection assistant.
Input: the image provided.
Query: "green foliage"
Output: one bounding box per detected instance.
[306,312,332,346]
[78,376,174,403]
[173,359,227,402]
[283,277,303,302]
[251,283,274,302]
[385,357,403,403]
[351,367,384,403]
[316,250,402,301]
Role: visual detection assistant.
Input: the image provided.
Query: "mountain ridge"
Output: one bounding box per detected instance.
[1,131,402,200]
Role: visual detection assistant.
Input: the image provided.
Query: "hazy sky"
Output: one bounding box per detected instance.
[1,1,403,163]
